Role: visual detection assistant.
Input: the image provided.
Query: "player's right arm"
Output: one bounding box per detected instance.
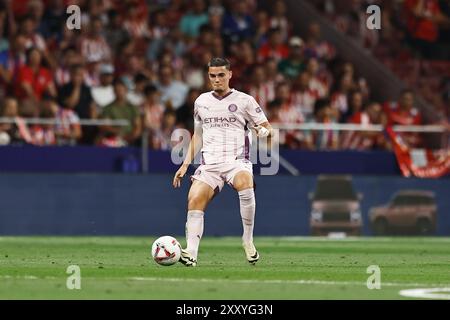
[173,101,203,188]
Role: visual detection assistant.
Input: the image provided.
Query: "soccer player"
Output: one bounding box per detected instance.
[172,57,273,267]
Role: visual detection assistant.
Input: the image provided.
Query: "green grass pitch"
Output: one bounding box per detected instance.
[1,237,449,299]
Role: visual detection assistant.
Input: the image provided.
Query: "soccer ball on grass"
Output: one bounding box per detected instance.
[151,236,181,266]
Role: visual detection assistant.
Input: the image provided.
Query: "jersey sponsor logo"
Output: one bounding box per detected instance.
[203,117,237,124]
[228,104,238,112]
[255,107,262,113]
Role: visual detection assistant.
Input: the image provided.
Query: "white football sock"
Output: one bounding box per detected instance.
[238,188,256,244]
[185,210,204,260]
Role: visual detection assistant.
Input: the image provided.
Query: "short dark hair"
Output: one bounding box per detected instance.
[134,73,149,84]
[113,77,127,88]
[208,57,231,70]
[314,98,331,116]
[70,63,84,74]
[401,88,413,96]
[144,84,158,96]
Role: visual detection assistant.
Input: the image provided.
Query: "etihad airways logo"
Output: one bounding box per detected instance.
[203,117,237,124]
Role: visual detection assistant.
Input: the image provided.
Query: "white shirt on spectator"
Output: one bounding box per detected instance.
[158,81,189,110]
[91,85,115,108]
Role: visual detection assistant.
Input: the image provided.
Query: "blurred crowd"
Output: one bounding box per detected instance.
[313,0,450,132]
[0,0,447,150]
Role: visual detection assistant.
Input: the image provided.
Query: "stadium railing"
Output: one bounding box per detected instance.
[273,123,449,149]
[1,118,448,173]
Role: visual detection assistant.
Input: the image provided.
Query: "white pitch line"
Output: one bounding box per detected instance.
[399,288,450,300]
[2,275,449,290]
[127,277,450,288]
[0,275,57,280]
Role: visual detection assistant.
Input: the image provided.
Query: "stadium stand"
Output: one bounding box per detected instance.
[0,0,448,152]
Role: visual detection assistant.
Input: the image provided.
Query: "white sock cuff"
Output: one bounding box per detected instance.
[187,210,204,218]
[238,188,255,199]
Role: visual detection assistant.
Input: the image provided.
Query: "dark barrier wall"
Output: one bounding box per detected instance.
[0,146,400,175]
[0,174,448,236]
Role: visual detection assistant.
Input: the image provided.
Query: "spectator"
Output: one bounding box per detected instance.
[268,81,305,149]
[127,73,149,107]
[208,0,225,17]
[341,89,364,123]
[99,78,142,147]
[247,64,275,110]
[230,40,256,89]
[179,0,209,38]
[122,3,150,39]
[405,0,449,59]
[208,12,224,38]
[291,71,319,121]
[176,88,201,133]
[142,84,165,135]
[189,24,215,66]
[146,9,173,61]
[19,14,54,68]
[304,22,336,62]
[269,0,291,43]
[222,0,255,43]
[30,97,57,146]
[305,57,329,98]
[40,0,66,41]
[91,63,115,109]
[150,109,178,150]
[78,15,112,64]
[0,97,31,145]
[104,9,129,54]
[342,102,388,150]
[278,36,305,80]
[330,72,355,121]
[264,57,285,85]
[58,64,97,144]
[385,89,423,147]
[1,34,28,94]
[253,9,270,48]
[41,96,81,145]
[305,98,339,150]
[59,64,96,119]
[54,47,82,88]
[257,27,289,63]
[15,47,57,117]
[157,65,189,110]
[19,15,47,52]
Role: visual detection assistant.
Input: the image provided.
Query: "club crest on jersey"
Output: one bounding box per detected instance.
[228,104,238,112]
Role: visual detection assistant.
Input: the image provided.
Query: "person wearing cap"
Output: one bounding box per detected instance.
[277,36,305,79]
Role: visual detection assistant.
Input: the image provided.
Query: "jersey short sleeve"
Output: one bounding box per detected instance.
[193,100,202,129]
[245,95,268,126]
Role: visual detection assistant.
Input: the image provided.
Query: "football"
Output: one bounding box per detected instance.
[151,236,181,266]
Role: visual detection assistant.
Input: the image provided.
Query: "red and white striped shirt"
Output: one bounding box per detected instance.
[248,82,275,110]
[79,36,112,63]
[291,89,319,120]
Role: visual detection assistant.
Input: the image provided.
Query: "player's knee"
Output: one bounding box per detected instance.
[233,175,253,191]
[188,194,208,210]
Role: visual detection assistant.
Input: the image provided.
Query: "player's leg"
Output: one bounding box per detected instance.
[232,171,259,264]
[180,179,215,266]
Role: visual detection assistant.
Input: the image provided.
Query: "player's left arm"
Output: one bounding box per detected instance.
[245,96,273,150]
[254,121,273,137]
[254,121,273,151]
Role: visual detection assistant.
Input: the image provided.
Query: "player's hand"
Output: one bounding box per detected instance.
[252,125,270,138]
[173,165,188,188]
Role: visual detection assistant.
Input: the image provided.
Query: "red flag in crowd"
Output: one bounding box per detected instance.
[386,126,450,178]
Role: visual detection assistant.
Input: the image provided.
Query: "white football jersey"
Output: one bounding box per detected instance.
[194,89,268,165]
